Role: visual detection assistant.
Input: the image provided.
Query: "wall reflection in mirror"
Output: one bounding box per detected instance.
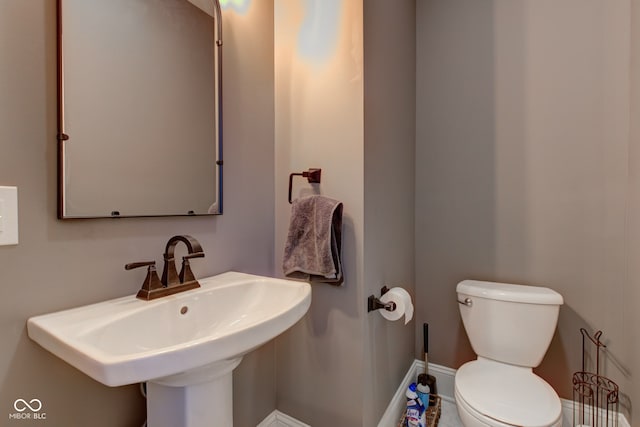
[57,0,223,218]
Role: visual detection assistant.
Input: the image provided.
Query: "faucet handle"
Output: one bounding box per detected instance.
[183,252,205,260]
[179,252,205,284]
[125,261,165,300]
[125,261,156,270]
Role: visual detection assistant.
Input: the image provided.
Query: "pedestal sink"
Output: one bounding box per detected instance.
[27,272,311,427]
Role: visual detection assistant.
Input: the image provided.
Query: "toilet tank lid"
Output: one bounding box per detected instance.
[456,280,563,305]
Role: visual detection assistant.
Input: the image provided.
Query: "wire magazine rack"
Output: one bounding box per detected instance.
[572,328,619,427]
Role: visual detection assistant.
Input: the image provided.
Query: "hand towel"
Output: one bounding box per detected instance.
[283,195,343,285]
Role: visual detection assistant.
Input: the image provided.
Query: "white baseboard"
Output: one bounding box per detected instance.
[560,399,630,427]
[257,410,311,427]
[260,360,631,427]
[377,359,631,427]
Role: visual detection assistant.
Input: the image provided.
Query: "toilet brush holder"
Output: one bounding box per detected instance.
[423,323,437,396]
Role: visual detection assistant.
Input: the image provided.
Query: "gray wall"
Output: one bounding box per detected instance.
[628,0,640,422]
[5,1,637,426]
[273,1,416,426]
[363,0,416,425]
[0,1,275,426]
[273,1,365,425]
[415,0,635,420]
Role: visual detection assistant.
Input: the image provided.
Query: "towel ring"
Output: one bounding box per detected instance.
[288,168,321,204]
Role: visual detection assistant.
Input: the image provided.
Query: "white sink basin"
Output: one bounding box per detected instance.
[27,272,311,387]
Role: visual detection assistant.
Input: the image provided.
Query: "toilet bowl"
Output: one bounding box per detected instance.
[455,280,564,427]
[455,358,562,427]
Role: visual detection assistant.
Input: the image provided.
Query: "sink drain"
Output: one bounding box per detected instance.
[180,306,188,315]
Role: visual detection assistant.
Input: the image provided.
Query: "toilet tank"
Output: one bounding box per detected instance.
[457,280,563,368]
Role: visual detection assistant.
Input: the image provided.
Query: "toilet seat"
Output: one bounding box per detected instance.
[455,358,562,427]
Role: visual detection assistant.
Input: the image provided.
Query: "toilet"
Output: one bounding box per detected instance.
[455,280,564,427]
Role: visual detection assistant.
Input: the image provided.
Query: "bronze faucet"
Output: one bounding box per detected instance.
[125,235,205,300]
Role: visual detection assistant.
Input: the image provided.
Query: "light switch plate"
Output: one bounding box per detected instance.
[0,186,18,246]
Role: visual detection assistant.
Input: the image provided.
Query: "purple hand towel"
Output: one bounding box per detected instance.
[283,195,343,285]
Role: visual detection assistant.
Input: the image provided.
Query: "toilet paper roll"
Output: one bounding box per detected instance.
[379,287,414,325]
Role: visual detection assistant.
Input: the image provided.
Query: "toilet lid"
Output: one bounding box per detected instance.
[455,359,561,427]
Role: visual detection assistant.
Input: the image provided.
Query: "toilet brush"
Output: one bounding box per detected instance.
[421,323,437,397]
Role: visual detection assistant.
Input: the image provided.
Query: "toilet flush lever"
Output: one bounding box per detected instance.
[457,297,472,307]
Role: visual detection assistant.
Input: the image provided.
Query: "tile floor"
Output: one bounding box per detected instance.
[438,398,463,427]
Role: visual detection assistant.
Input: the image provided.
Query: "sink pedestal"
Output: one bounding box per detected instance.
[147,357,243,427]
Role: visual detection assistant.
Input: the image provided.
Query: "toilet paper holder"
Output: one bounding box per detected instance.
[367,286,397,312]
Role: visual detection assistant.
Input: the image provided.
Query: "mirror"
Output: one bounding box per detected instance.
[57,0,223,218]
